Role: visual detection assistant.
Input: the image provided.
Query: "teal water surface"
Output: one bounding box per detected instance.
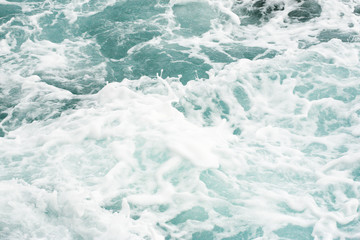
[1,0,360,239]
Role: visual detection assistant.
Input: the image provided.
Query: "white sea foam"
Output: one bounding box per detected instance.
[1,0,360,239]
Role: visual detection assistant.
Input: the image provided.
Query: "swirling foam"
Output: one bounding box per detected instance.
[1,0,360,239]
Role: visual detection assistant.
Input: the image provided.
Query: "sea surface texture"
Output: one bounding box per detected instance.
[1,0,360,239]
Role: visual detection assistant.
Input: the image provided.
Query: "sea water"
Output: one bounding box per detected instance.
[1,0,360,239]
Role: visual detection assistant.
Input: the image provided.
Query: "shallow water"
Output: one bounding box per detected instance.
[1,0,360,239]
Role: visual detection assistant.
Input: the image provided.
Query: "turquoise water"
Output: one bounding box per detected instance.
[1,0,360,239]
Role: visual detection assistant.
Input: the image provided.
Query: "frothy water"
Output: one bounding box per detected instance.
[1,0,360,239]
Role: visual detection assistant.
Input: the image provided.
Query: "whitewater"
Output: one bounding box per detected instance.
[1,0,360,239]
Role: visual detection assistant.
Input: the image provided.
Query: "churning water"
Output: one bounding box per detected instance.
[1,0,360,239]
